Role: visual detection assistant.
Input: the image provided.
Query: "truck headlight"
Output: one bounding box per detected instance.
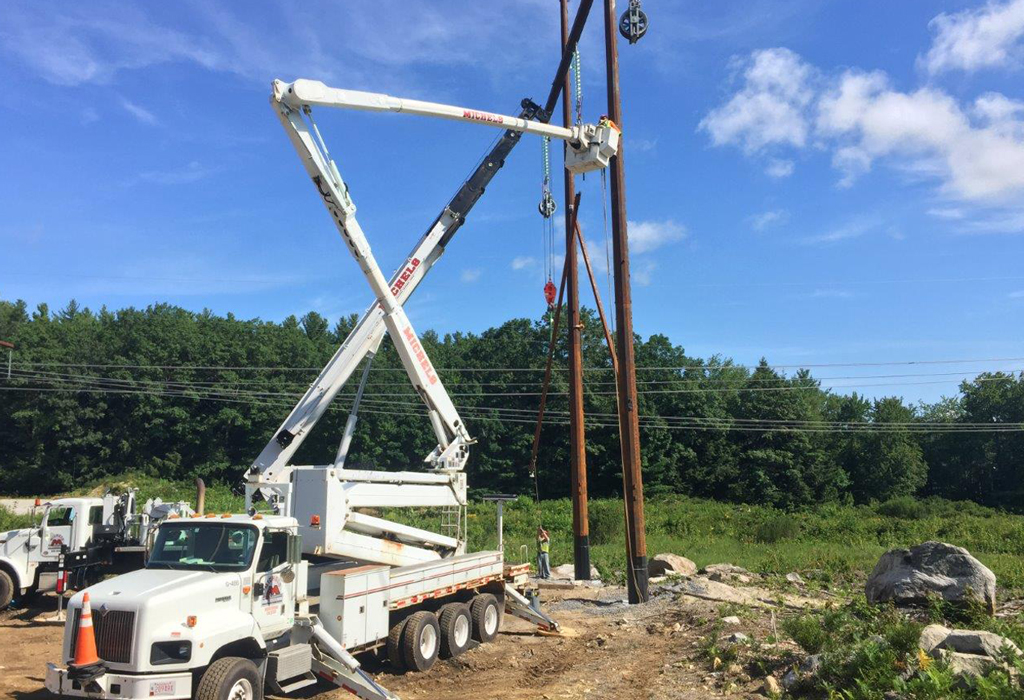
[150,641,192,665]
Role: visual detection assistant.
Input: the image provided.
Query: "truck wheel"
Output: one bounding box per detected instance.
[0,570,13,610]
[438,603,473,658]
[386,617,408,670]
[401,611,440,672]
[195,657,263,700]
[470,593,501,643]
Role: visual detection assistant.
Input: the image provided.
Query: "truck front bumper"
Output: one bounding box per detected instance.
[45,663,192,699]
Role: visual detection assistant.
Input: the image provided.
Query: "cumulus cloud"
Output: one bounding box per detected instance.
[698,48,816,155]
[922,0,1024,74]
[627,219,687,254]
[702,45,1024,206]
[817,72,1024,201]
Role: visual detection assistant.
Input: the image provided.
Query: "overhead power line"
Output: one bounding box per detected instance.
[1,382,1021,435]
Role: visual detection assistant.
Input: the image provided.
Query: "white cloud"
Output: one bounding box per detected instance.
[0,2,562,93]
[927,207,967,220]
[135,161,213,186]
[120,98,158,125]
[627,219,687,254]
[629,137,658,153]
[631,260,657,287]
[704,45,1024,206]
[922,0,1024,74]
[460,268,482,283]
[799,219,876,246]
[818,72,1024,202]
[510,256,537,271]
[80,107,99,125]
[698,48,815,155]
[748,209,789,231]
[1010,290,1024,298]
[765,158,794,178]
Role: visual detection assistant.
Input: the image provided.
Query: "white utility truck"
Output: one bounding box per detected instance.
[45,78,618,700]
[0,491,191,610]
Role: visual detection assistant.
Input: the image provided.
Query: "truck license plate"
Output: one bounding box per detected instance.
[149,680,176,696]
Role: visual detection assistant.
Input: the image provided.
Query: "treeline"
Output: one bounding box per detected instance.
[0,299,1022,509]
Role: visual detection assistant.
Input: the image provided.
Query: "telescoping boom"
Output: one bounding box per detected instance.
[247,81,620,546]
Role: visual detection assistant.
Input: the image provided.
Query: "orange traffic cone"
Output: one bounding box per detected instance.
[71,592,101,669]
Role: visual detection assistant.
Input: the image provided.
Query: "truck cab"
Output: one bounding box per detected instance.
[47,514,308,700]
[0,493,193,611]
[0,497,103,608]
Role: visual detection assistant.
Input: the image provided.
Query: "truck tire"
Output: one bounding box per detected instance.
[401,611,440,672]
[386,617,408,670]
[470,593,501,643]
[195,657,263,700]
[0,569,13,610]
[438,603,472,658]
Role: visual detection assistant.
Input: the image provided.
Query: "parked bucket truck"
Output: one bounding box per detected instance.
[45,77,617,700]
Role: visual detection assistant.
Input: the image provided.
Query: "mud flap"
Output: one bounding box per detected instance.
[504,583,560,632]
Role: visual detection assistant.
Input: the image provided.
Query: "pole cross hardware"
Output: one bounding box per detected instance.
[618,0,648,44]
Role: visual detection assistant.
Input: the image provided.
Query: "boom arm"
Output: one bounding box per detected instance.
[250,97,547,485]
[250,79,619,492]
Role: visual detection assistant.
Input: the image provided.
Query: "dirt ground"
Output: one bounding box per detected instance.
[1,581,797,700]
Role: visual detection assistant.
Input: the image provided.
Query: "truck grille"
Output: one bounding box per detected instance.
[70,608,135,664]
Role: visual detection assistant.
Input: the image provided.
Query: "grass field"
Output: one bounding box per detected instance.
[4,476,1024,594]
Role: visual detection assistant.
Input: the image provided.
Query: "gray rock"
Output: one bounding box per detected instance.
[721,615,742,625]
[919,624,951,654]
[648,553,697,578]
[550,563,600,581]
[865,541,996,613]
[939,629,1022,658]
[786,572,805,585]
[726,632,749,644]
[702,563,753,577]
[679,577,761,606]
[934,649,1000,677]
[782,655,822,690]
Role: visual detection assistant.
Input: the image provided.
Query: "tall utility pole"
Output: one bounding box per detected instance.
[603,0,649,603]
[560,0,591,582]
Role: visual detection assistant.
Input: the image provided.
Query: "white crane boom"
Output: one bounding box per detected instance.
[250,80,620,490]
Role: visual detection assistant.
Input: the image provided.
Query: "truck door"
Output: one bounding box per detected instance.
[41,505,76,557]
[251,529,295,640]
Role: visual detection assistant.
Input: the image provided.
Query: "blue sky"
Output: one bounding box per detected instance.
[1,0,1022,404]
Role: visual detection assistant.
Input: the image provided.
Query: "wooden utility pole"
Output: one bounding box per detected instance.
[560,0,591,582]
[603,0,649,603]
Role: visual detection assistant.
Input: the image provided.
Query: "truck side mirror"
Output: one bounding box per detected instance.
[287,533,302,565]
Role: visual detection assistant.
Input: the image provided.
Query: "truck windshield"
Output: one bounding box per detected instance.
[148,523,258,572]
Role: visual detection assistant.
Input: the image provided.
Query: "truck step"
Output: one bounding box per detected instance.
[277,673,318,693]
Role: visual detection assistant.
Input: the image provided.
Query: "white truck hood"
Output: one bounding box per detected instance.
[82,567,243,608]
[0,527,36,558]
[66,567,256,672]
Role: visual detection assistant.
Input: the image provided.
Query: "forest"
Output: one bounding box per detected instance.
[0,298,1021,510]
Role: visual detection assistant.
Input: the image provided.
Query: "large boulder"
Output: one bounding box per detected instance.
[865,541,996,613]
[549,563,600,580]
[940,630,1022,658]
[648,553,697,578]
